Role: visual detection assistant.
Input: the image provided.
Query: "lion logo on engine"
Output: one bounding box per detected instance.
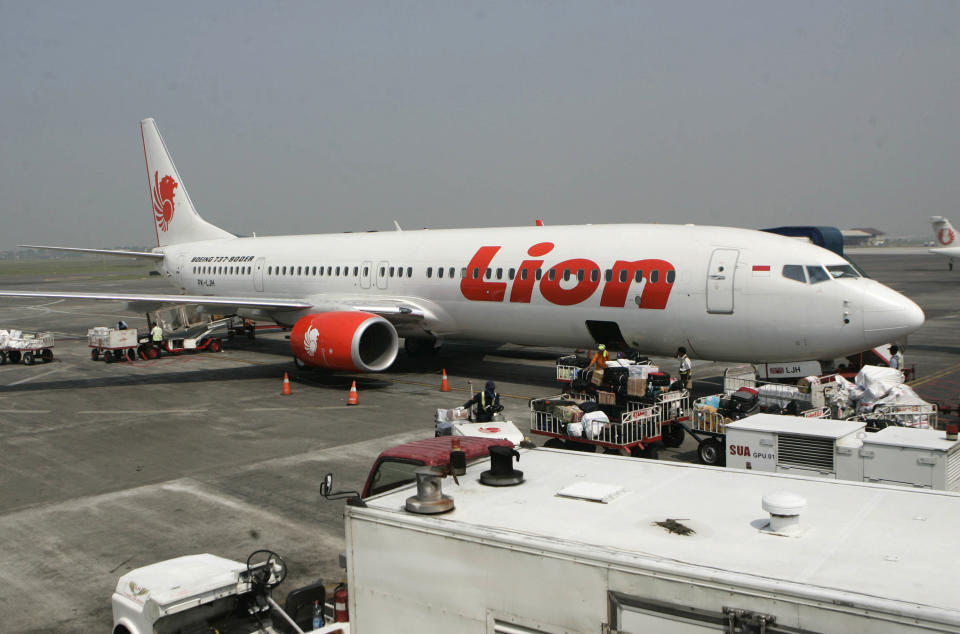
[304,325,319,358]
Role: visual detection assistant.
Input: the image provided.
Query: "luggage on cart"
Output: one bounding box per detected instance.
[647,371,671,397]
[627,377,647,397]
[590,368,604,386]
[572,369,594,392]
[727,387,760,419]
[603,366,630,394]
[597,390,616,405]
[578,401,600,413]
[557,353,591,368]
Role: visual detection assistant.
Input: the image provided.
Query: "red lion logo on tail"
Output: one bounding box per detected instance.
[152,171,178,232]
[939,227,955,246]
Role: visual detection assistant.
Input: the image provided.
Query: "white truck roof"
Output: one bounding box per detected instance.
[358,448,960,622]
[725,413,865,438]
[865,426,960,451]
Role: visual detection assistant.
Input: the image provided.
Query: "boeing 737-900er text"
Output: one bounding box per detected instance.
[930,216,960,269]
[0,118,924,372]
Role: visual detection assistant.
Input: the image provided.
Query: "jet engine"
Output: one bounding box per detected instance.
[290,311,399,372]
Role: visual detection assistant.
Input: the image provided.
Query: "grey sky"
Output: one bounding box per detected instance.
[1,1,958,250]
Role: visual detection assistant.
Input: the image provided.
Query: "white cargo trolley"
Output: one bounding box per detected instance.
[529,390,689,458]
[87,327,146,363]
[0,330,54,365]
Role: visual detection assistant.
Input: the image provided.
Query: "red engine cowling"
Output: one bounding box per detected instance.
[290,311,398,372]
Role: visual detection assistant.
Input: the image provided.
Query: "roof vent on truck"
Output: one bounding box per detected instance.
[761,491,807,536]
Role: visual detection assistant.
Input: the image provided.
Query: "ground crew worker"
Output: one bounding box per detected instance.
[889,345,904,371]
[677,346,692,389]
[150,322,164,356]
[117,320,128,330]
[586,343,608,371]
[463,380,502,422]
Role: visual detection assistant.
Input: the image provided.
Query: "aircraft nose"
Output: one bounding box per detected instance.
[862,281,925,342]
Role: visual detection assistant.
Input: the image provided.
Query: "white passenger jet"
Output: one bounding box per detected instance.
[929,216,960,269]
[0,119,924,372]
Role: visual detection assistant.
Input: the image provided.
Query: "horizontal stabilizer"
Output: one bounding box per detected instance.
[18,245,165,260]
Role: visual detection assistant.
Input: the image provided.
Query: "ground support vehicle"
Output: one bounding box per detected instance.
[686,392,830,466]
[147,307,232,356]
[87,327,149,362]
[331,445,960,632]
[724,413,960,490]
[112,550,343,634]
[529,389,689,458]
[362,436,513,498]
[0,330,55,365]
[434,406,525,446]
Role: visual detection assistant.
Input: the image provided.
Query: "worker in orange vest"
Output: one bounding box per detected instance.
[586,343,608,371]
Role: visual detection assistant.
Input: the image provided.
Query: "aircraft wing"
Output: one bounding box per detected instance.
[929,247,960,257]
[0,290,311,311]
[0,290,436,334]
[18,244,165,259]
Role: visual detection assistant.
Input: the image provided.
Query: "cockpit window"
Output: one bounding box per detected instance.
[806,265,831,284]
[782,265,806,283]
[826,264,860,279]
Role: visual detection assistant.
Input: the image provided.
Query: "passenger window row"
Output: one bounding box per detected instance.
[193,263,680,285]
[193,266,252,275]
[457,266,675,284]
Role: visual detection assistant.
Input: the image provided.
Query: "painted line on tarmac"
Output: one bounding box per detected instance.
[909,361,960,389]
[384,377,533,400]
[76,409,208,415]
[6,366,72,387]
[247,405,382,411]
[0,409,51,413]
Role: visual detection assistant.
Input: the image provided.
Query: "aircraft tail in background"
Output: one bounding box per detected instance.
[931,216,957,248]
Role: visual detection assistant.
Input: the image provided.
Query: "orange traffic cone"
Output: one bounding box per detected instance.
[347,380,359,405]
[281,372,292,396]
[440,369,451,392]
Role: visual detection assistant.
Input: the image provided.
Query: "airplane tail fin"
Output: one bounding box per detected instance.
[931,216,957,248]
[141,118,234,247]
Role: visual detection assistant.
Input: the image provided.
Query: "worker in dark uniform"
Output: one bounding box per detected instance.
[677,346,692,390]
[464,380,502,422]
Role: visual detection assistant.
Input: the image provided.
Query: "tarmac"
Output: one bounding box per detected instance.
[0,250,956,632]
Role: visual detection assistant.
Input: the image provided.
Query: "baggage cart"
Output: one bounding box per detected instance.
[87,327,147,363]
[529,389,689,459]
[0,330,55,365]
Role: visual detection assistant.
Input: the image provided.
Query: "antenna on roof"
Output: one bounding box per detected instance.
[393,221,403,232]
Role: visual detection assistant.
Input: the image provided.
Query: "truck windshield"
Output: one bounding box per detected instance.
[368,459,422,497]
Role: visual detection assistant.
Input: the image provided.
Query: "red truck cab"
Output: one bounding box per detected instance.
[362,436,513,498]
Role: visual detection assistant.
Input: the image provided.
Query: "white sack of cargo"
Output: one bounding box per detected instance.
[872,385,935,428]
[0,330,8,348]
[582,410,610,440]
[856,365,904,394]
[757,384,807,409]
